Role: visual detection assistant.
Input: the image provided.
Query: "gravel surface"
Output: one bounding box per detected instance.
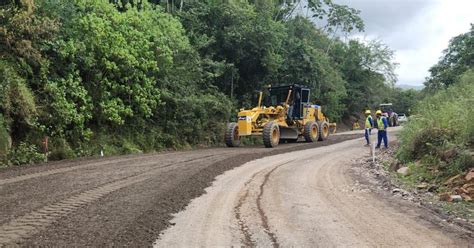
[156,130,473,247]
[0,133,359,246]
[351,137,474,237]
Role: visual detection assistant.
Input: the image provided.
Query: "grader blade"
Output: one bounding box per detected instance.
[279,127,298,140]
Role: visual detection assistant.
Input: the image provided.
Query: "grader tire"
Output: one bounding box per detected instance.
[225,122,241,147]
[304,121,319,142]
[263,122,280,148]
[318,121,330,141]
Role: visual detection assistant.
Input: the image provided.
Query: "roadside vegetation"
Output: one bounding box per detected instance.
[1,0,412,166]
[397,25,474,203]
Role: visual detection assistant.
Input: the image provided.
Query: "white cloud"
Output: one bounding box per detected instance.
[393,0,473,86]
[335,0,474,86]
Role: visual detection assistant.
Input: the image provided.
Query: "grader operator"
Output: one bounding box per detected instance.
[225,84,336,148]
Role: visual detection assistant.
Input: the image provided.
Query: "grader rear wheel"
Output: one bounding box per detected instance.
[263,122,280,148]
[225,122,241,147]
[304,121,319,142]
[318,121,330,141]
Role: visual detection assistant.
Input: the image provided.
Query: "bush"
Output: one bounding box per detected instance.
[8,142,46,166]
[157,90,232,149]
[397,70,474,181]
[0,114,9,165]
[48,137,76,161]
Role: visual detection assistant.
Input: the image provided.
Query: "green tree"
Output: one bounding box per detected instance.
[425,24,474,91]
[0,0,57,69]
[277,17,346,120]
[390,88,420,115]
[330,39,397,116]
[178,1,285,106]
[42,1,184,130]
[0,0,57,142]
[38,0,232,154]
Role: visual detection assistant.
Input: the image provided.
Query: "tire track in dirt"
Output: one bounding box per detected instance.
[0,154,219,245]
[234,166,271,247]
[0,156,153,186]
[233,166,268,247]
[0,152,228,228]
[255,161,292,248]
[233,160,293,247]
[0,135,360,188]
[234,189,254,247]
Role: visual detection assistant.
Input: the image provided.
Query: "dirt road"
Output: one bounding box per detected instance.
[0,133,360,246]
[156,134,472,247]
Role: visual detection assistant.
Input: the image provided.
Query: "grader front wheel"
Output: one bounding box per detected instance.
[225,122,241,147]
[263,122,280,148]
[304,121,319,142]
[318,121,330,141]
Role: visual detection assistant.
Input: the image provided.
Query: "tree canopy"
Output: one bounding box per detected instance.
[424,24,474,91]
[0,0,402,165]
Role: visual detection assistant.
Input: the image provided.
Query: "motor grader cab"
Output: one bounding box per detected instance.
[225,84,336,148]
[380,103,398,127]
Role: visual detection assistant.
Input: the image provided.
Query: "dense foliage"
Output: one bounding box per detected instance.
[398,25,474,185]
[1,0,405,166]
[398,71,474,183]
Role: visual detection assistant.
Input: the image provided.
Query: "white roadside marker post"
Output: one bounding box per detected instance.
[372,133,376,163]
[368,129,375,163]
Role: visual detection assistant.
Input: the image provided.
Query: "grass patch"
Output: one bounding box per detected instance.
[397,70,474,189]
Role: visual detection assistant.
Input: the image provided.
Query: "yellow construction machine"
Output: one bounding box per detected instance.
[225,84,336,148]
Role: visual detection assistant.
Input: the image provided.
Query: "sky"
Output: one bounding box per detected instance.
[332,0,474,86]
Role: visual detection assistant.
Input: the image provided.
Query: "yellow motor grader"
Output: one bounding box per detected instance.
[225,84,336,148]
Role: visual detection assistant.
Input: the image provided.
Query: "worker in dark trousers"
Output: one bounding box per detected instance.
[375,110,389,148]
[364,110,373,146]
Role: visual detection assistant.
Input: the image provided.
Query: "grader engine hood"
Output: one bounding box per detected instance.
[237,106,285,136]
